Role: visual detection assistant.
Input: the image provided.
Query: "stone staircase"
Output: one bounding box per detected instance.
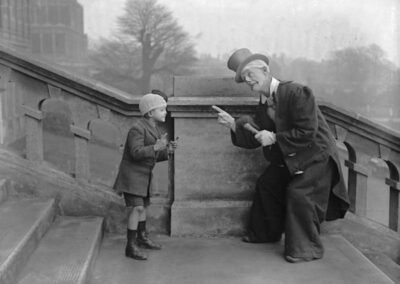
[0,180,103,284]
[0,159,398,283]
[0,178,397,284]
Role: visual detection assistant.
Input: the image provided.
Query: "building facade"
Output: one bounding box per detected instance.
[0,0,31,50]
[30,0,88,72]
[0,0,87,73]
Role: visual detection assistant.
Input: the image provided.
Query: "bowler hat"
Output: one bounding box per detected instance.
[227,48,269,83]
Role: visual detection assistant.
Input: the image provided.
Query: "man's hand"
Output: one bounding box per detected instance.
[212,105,236,131]
[254,130,276,146]
[154,133,168,151]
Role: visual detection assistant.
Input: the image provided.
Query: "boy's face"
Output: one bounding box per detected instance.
[149,107,167,122]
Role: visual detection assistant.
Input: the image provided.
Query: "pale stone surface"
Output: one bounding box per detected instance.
[171,200,251,236]
[16,216,103,284]
[25,113,43,161]
[91,234,394,284]
[173,76,254,97]
[172,116,265,235]
[0,199,56,284]
[174,118,265,201]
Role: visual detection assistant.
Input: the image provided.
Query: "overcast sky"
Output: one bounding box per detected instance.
[78,0,399,65]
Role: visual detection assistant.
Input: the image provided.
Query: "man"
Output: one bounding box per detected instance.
[216,48,349,263]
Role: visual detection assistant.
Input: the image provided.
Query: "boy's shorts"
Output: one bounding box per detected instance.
[123,192,150,207]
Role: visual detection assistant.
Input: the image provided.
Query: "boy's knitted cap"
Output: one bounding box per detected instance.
[139,93,167,115]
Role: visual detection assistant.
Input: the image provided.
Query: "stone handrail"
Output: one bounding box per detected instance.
[0,47,399,235]
[167,79,400,235]
[319,101,400,231]
[0,47,172,233]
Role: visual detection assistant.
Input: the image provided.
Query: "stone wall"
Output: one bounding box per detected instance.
[0,48,399,237]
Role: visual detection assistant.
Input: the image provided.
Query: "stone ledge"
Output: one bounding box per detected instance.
[171,200,251,236]
[322,212,400,283]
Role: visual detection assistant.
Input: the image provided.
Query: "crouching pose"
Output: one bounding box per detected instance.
[114,93,177,260]
[216,48,350,263]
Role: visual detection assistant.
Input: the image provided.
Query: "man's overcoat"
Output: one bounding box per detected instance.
[232,81,350,258]
[233,82,349,222]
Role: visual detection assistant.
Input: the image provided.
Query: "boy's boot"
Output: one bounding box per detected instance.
[137,221,162,250]
[125,229,147,260]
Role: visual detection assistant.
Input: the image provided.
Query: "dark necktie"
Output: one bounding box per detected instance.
[265,93,276,121]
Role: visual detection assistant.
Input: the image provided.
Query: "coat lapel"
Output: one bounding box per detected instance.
[274,81,291,131]
[139,118,161,140]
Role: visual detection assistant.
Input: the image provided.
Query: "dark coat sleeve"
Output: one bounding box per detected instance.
[128,125,156,161]
[156,148,168,162]
[231,115,261,149]
[275,86,318,156]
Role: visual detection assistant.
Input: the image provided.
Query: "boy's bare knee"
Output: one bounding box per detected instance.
[133,206,145,214]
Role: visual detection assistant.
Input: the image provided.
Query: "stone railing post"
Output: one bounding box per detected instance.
[0,67,12,145]
[168,96,262,236]
[345,159,369,217]
[387,178,400,231]
[379,146,400,232]
[70,125,91,182]
[22,105,43,161]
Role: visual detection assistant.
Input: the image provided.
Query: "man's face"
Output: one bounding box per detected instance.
[241,67,270,92]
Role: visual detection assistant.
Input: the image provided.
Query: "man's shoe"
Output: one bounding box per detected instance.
[285,255,321,263]
[242,232,281,243]
[242,234,261,243]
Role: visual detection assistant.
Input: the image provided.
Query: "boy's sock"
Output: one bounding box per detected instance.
[127,229,137,242]
[138,221,146,233]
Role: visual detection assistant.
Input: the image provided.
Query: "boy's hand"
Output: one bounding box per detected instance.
[168,137,179,154]
[154,133,168,151]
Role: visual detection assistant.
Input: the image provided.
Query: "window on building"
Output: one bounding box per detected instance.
[55,33,66,55]
[0,2,2,29]
[48,5,58,25]
[59,6,71,26]
[38,5,47,25]
[7,0,11,31]
[43,33,53,54]
[16,0,20,36]
[31,33,41,53]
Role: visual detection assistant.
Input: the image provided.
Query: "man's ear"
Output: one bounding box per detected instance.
[261,66,269,74]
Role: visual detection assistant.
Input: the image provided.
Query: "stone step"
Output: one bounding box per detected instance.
[17,216,104,284]
[91,234,394,284]
[0,199,56,284]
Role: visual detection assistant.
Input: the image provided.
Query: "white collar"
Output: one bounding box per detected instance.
[270,77,279,95]
[261,77,279,104]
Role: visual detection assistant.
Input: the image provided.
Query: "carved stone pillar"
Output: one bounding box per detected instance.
[70,125,91,182]
[168,95,261,236]
[23,105,43,161]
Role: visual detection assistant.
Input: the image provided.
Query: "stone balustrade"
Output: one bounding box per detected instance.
[0,47,399,235]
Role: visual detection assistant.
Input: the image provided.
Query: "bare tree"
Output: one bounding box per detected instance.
[90,0,197,94]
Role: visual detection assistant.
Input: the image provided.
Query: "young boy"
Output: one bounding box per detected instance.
[114,93,177,260]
